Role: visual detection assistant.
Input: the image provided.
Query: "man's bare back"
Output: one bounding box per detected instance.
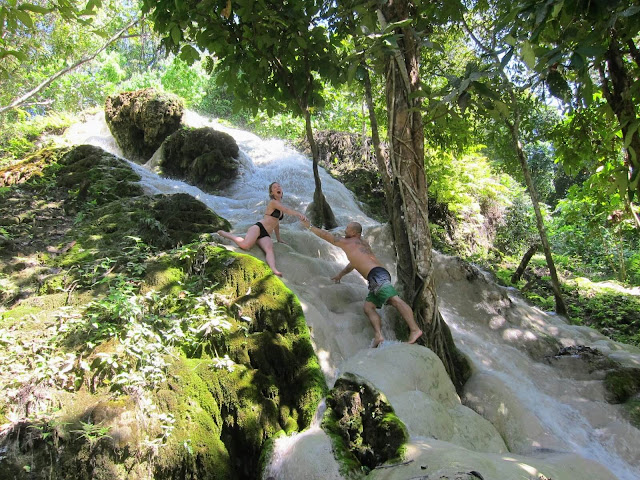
[335,235,381,279]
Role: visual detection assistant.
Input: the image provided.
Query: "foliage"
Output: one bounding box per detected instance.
[494,191,539,256]
[551,179,640,283]
[513,0,640,202]
[0,111,76,166]
[427,146,515,218]
[142,0,345,118]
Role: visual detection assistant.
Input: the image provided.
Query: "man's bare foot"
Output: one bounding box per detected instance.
[217,230,229,238]
[273,270,283,277]
[407,329,423,344]
[370,336,384,348]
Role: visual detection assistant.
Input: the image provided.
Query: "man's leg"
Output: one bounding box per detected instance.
[388,296,423,344]
[363,300,384,347]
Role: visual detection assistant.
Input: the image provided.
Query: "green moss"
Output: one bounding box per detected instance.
[0,144,325,479]
[0,304,41,323]
[153,356,231,480]
[604,368,640,403]
[625,399,640,429]
[142,257,186,295]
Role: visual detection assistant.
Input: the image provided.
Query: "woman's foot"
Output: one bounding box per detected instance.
[272,269,283,277]
[370,335,384,348]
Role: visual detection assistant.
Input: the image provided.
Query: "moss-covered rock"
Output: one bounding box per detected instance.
[158,127,240,193]
[604,367,640,403]
[323,372,408,474]
[105,89,184,162]
[1,133,324,480]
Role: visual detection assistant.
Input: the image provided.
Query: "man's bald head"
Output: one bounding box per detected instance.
[345,222,362,238]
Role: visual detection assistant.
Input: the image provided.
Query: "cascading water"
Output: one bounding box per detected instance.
[60,111,640,480]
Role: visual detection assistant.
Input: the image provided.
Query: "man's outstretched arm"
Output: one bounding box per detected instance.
[331,263,354,283]
[300,219,341,245]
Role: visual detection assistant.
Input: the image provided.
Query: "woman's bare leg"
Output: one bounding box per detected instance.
[218,225,260,250]
[257,236,282,276]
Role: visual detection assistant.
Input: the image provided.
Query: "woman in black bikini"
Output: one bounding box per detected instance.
[217,182,308,277]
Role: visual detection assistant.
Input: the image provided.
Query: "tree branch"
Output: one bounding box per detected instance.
[0,18,139,115]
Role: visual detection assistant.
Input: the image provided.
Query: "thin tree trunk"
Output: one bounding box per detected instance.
[0,18,139,114]
[303,109,337,229]
[507,122,568,316]
[511,243,540,284]
[380,2,470,393]
[362,64,392,200]
[462,14,568,317]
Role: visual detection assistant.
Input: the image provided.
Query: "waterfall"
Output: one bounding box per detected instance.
[59,111,640,480]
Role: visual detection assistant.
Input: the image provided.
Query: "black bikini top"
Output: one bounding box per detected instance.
[269,208,284,220]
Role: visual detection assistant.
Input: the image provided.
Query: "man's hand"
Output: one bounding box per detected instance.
[331,274,341,283]
[300,218,311,229]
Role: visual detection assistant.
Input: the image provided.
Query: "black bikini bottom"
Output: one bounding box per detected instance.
[255,222,270,239]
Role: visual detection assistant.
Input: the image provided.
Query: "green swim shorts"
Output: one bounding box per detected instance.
[365,283,399,309]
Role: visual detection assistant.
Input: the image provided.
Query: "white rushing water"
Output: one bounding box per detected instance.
[60,111,640,480]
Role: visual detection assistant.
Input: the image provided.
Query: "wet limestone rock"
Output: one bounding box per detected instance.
[157,126,240,193]
[323,372,408,472]
[105,88,183,162]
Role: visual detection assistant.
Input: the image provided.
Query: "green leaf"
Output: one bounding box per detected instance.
[521,40,536,69]
[14,9,32,28]
[179,44,200,64]
[575,44,607,58]
[0,49,27,61]
[17,3,50,14]
[170,26,181,45]
[551,2,564,18]
[570,52,584,70]
[494,100,510,118]
[471,81,500,100]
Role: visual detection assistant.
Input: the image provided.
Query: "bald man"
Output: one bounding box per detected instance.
[301,219,423,347]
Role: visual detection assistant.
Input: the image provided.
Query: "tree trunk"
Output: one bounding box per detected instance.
[303,109,338,229]
[379,1,470,393]
[602,34,640,201]
[507,122,568,316]
[511,243,540,284]
[362,64,393,200]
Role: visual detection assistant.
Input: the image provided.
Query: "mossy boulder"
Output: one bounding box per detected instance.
[0,246,326,480]
[158,127,240,193]
[0,134,325,480]
[323,372,408,473]
[56,144,144,211]
[604,367,640,403]
[105,88,184,162]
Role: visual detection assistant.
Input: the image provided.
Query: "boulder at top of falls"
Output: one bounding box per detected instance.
[105,88,184,163]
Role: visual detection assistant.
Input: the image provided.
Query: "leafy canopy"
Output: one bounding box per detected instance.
[141,0,345,117]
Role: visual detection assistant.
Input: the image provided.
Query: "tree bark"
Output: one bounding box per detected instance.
[379,1,470,393]
[507,121,568,316]
[304,109,338,229]
[603,34,640,202]
[511,243,540,283]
